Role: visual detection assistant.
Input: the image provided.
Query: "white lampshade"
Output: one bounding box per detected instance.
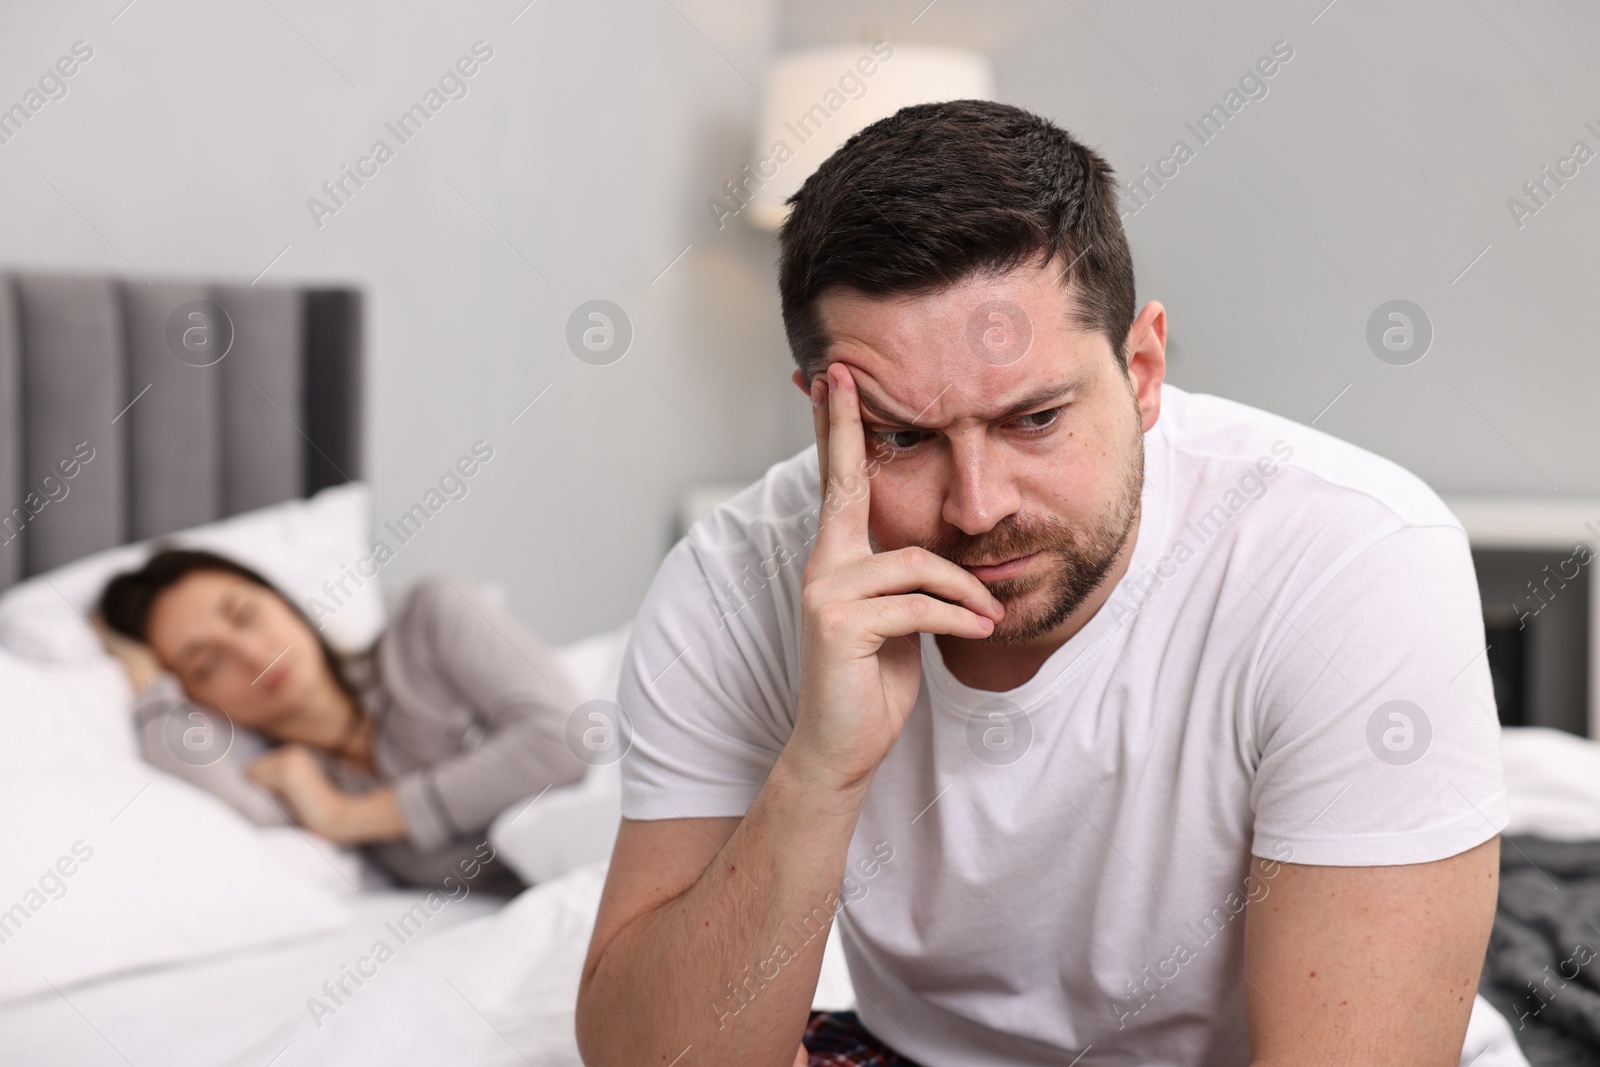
[740,44,994,231]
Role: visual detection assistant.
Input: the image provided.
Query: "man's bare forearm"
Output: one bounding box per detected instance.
[577,753,868,1067]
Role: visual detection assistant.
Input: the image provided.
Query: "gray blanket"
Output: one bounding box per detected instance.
[1479,835,1600,1065]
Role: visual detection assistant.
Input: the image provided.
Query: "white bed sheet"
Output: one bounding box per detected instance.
[0,861,851,1067]
[228,861,856,1067]
[0,888,502,1067]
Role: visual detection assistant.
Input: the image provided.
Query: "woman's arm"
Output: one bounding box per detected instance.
[383,576,589,852]
[246,745,407,843]
[117,664,292,828]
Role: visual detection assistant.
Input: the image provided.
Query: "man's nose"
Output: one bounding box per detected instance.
[940,435,1019,536]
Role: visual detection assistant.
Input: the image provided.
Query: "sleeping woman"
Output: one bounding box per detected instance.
[95,549,587,895]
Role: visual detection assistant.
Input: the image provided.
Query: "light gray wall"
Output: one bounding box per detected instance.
[0,0,811,641]
[782,0,1599,498]
[3,1,1593,642]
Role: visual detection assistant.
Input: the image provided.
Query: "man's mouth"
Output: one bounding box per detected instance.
[961,552,1039,582]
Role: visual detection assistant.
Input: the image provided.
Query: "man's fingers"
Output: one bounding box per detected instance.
[856,593,997,643]
[810,375,830,501]
[816,364,872,555]
[813,547,1005,622]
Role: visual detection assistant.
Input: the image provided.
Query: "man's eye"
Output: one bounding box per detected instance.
[1013,407,1061,431]
[871,429,927,452]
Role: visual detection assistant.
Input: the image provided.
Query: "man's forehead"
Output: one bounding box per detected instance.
[842,356,1091,428]
[820,318,1102,428]
[814,265,1107,419]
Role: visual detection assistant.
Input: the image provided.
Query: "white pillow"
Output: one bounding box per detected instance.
[0,482,385,662]
[0,650,352,1003]
[1501,725,1600,839]
[553,621,633,704]
[491,763,623,885]
[0,645,138,765]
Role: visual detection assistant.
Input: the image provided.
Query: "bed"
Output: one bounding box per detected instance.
[0,271,1593,1066]
[0,268,846,1065]
[0,569,856,1067]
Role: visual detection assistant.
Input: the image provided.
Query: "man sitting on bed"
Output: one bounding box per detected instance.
[576,100,1511,1067]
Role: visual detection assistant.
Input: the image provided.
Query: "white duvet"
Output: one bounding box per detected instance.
[224,861,856,1067]
[224,864,611,1067]
[220,724,1600,1067]
[221,866,1521,1067]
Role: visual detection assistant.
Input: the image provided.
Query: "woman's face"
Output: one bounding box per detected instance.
[144,570,327,729]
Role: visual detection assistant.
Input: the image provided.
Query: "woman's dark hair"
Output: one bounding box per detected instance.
[99,548,356,697]
[777,99,1136,378]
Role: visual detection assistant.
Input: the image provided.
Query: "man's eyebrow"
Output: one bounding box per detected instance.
[856,379,1085,427]
[854,387,922,426]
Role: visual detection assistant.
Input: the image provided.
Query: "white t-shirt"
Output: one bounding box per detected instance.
[617,383,1510,1067]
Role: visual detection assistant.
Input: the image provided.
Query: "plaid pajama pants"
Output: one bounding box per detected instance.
[802,1011,926,1067]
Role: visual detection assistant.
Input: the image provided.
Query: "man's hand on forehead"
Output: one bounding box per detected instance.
[809,362,887,508]
[789,359,1004,796]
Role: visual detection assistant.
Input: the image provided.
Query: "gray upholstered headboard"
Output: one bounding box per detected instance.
[0,273,362,592]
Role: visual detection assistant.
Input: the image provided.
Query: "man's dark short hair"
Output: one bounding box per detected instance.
[777,99,1136,379]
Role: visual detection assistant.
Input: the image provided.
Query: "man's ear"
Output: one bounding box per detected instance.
[790,368,810,396]
[1124,301,1167,433]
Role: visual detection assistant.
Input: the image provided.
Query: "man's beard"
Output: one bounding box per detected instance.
[899,434,1144,645]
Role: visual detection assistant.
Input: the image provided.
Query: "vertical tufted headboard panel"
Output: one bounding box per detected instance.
[0,272,362,592]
